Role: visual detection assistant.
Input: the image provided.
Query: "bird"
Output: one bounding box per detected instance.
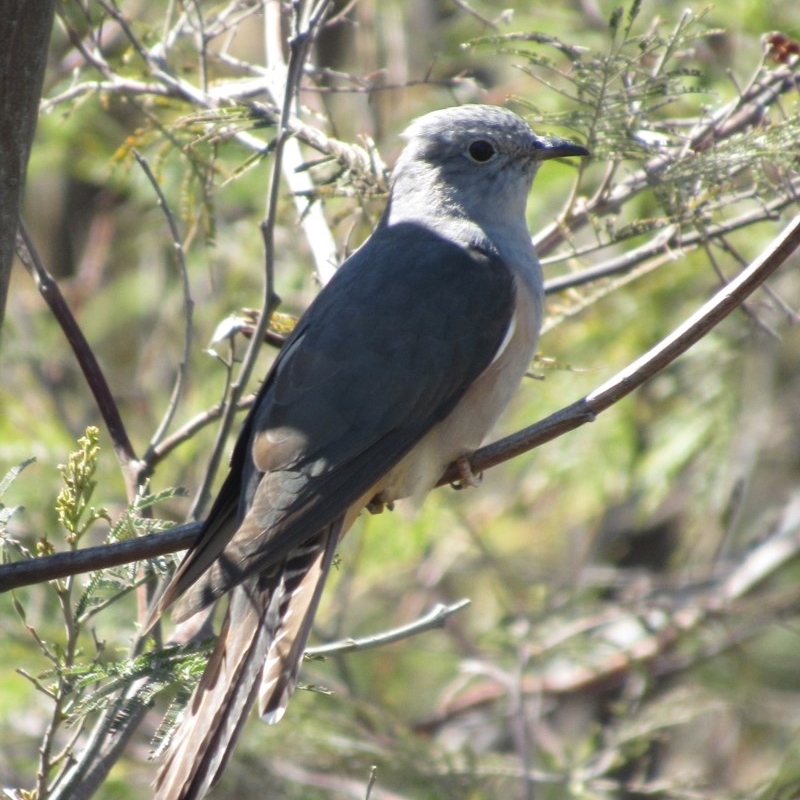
[148,104,588,800]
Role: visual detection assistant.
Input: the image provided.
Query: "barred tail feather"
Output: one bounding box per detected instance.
[155,520,343,800]
[259,522,341,722]
[154,583,271,800]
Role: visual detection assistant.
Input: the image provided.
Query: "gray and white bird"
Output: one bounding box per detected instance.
[150,104,587,800]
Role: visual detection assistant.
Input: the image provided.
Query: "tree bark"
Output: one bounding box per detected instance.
[0,0,56,339]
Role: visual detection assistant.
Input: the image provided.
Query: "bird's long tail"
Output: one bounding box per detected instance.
[154,520,342,800]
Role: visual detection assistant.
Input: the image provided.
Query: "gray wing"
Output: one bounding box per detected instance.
[162,220,517,619]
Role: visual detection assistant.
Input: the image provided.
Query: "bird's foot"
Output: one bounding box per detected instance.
[451,454,483,490]
[366,493,395,514]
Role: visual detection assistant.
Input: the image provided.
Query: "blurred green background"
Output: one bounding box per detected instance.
[2,1,800,798]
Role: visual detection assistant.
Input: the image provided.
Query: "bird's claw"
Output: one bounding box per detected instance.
[451,454,483,490]
[366,494,394,514]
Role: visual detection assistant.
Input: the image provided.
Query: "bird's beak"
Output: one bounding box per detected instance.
[534,135,590,161]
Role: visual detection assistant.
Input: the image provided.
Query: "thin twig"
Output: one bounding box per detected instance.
[534,59,800,259]
[451,0,514,29]
[148,393,256,467]
[306,598,471,656]
[15,222,143,501]
[542,175,800,296]
[130,150,195,466]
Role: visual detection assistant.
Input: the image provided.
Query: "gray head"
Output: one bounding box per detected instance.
[389,104,588,233]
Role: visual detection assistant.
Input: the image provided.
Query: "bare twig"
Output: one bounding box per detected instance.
[131,150,195,466]
[15,222,143,500]
[149,393,256,466]
[450,0,508,30]
[542,175,800,296]
[306,598,471,656]
[263,0,341,286]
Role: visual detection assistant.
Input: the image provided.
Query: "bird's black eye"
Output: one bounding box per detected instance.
[467,139,496,163]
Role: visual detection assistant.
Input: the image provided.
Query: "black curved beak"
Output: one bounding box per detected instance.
[535,135,590,161]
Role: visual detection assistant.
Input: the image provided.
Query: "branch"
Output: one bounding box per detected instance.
[148,393,256,467]
[439,211,800,485]
[0,522,200,593]
[261,0,340,286]
[3,213,798,592]
[131,150,195,466]
[306,598,471,656]
[14,223,143,500]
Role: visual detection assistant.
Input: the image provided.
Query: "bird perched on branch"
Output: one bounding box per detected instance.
[148,104,587,800]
